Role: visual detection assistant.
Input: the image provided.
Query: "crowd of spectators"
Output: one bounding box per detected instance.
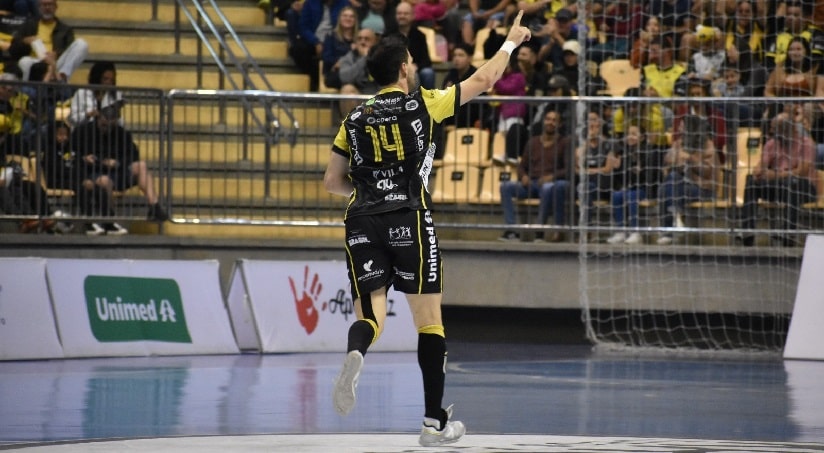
[0,0,167,235]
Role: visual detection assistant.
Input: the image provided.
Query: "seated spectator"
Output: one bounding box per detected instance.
[630,15,662,69]
[67,61,123,128]
[685,25,725,82]
[289,0,349,92]
[388,1,434,89]
[0,10,26,71]
[42,120,78,195]
[639,39,685,147]
[321,6,359,90]
[723,0,768,95]
[0,72,34,155]
[490,53,526,135]
[0,154,64,232]
[656,114,719,245]
[589,0,643,64]
[71,105,168,236]
[460,0,512,46]
[549,40,606,96]
[648,0,699,58]
[13,0,88,83]
[414,0,460,49]
[740,114,817,247]
[605,124,662,244]
[357,0,397,35]
[337,28,379,117]
[499,108,572,242]
[537,7,577,70]
[0,0,37,17]
[576,110,620,231]
[672,78,727,162]
[764,0,822,71]
[713,60,761,124]
[765,36,818,119]
[441,43,481,129]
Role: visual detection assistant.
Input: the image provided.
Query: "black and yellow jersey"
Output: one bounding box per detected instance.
[332,85,459,219]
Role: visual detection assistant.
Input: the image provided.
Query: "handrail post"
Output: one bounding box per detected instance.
[174,1,181,54]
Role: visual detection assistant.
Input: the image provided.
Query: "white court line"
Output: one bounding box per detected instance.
[3,435,824,452]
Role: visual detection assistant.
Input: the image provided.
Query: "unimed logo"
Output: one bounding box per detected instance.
[84,276,192,343]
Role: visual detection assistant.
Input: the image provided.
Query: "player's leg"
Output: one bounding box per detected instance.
[407,293,465,446]
[334,215,390,416]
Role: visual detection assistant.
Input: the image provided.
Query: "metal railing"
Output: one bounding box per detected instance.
[1,84,822,247]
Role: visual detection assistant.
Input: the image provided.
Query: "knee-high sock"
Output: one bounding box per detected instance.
[347,319,377,355]
[418,325,446,423]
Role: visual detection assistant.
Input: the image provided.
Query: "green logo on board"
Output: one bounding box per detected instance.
[84,276,192,343]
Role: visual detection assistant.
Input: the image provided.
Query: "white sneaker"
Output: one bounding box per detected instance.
[656,235,673,245]
[624,233,643,244]
[333,350,363,416]
[419,404,466,447]
[85,223,105,236]
[103,223,129,236]
[606,232,626,244]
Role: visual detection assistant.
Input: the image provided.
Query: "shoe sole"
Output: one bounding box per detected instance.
[333,351,363,416]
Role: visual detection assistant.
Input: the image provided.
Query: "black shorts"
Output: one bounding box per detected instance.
[344,209,442,300]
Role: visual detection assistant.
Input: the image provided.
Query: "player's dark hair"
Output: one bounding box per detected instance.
[367,33,409,87]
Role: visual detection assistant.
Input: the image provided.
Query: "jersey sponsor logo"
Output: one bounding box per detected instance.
[350,111,362,120]
[425,226,439,282]
[372,166,403,179]
[377,178,397,191]
[389,226,412,240]
[367,115,398,124]
[405,100,419,111]
[348,128,363,165]
[357,259,385,282]
[347,235,370,246]
[374,96,402,105]
[384,193,407,201]
[393,268,416,281]
[424,210,433,224]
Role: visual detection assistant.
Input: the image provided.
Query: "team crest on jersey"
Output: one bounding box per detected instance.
[405,100,419,111]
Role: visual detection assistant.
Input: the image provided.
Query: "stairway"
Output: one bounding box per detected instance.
[58,0,342,240]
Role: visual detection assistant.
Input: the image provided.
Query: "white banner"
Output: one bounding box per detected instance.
[0,258,64,360]
[784,235,824,360]
[232,260,417,352]
[46,259,238,358]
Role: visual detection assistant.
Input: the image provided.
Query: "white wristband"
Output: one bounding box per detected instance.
[499,40,517,56]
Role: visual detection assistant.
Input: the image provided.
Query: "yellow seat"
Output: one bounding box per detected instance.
[472,27,507,65]
[477,164,515,204]
[442,127,490,165]
[736,128,762,169]
[418,26,444,63]
[431,163,482,203]
[598,59,640,97]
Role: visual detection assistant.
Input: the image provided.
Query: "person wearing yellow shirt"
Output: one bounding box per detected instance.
[13,0,87,82]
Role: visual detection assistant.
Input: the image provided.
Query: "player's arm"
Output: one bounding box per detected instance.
[459,10,532,105]
[324,124,354,197]
[324,151,353,197]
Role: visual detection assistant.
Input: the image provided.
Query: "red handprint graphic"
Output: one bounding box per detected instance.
[289,266,322,334]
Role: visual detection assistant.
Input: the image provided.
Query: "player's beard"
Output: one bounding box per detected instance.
[407,71,419,91]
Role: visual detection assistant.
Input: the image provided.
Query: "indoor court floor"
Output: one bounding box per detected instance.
[2,343,824,452]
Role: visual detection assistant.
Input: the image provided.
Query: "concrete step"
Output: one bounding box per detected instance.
[82,32,287,60]
[62,0,268,27]
[69,67,309,91]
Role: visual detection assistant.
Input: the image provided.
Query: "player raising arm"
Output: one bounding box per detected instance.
[323,11,531,448]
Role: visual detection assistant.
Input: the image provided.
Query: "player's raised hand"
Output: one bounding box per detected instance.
[506,11,532,47]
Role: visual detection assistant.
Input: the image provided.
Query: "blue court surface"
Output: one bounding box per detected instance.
[2,343,824,452]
